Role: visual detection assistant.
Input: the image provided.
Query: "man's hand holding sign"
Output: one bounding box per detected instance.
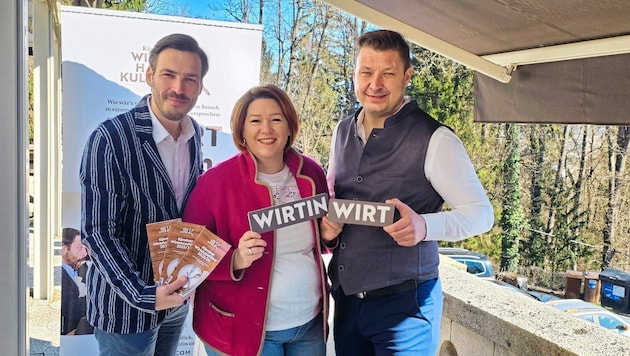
[383,198,428,247]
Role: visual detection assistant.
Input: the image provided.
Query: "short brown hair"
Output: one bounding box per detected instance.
[62,227,80,247]
[356,30,411,70]
[230,84,300,151]
[149,33,209,78]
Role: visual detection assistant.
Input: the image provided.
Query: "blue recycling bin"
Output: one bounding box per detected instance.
[600,268,630,313]
[583,272,600,304]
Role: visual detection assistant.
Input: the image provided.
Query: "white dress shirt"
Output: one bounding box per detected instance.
[327,97,493,242]
[149,98,194,210]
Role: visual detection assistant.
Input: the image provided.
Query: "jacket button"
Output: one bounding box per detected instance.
[338,265,345,271]
[356,176,363,183]
[340,242,347,249]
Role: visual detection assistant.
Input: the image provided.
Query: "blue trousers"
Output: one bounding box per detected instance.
[204,314,325,356]
[332,278,443,356]
[93,304,188,356]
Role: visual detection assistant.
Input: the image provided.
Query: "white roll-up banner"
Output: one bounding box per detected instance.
[59,5,262,355]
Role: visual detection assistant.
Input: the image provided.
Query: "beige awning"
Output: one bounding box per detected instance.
[323,0,630,124]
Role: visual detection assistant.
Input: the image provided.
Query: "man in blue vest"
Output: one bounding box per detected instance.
[320,29,494,355]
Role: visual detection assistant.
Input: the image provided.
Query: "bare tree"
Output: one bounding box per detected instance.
[602,126,630,268]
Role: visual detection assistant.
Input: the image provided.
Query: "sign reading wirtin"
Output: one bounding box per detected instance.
[248,193,329,233]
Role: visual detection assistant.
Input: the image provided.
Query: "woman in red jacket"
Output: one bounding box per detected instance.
[182,84,332,356]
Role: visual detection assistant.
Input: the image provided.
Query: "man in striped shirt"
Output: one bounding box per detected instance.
[80,33,208,356]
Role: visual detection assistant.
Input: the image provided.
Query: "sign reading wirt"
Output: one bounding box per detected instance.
[248,193,329,233]
[328,198,395,227]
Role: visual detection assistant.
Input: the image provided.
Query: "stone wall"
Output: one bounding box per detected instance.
[439,259,630,355]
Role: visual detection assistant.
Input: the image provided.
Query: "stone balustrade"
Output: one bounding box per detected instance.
[439,257,630,356]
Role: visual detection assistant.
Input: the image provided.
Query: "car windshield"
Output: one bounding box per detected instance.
[464,261,485,275]
[596,314,626,331]
[579,314,595,323]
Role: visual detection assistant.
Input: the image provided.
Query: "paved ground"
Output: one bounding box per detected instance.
[29,294,61,356]
[28,232,61,356]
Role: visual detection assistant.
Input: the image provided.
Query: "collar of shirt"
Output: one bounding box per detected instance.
[62,263,78,279]
[147,95,195,209]
[356,96,411,142]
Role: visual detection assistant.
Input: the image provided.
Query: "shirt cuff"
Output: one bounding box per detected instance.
[421,213,444,241]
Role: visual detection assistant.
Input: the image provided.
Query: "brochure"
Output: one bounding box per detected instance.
[145,218,181,285]
[169,227,231,296]
[146,220,230,296]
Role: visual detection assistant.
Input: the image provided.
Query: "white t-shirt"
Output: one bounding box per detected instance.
[258,165,321,331]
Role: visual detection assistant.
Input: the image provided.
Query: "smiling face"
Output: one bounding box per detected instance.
[243,98,290,174]
[353,47,412,124]
[146,48,203,125]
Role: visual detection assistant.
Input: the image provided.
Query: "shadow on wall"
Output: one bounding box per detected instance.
[440,340,458,356]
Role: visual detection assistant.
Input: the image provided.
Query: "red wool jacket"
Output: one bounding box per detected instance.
[182,149,330,356]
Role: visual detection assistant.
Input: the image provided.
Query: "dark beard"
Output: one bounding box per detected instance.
[64,253,86,270]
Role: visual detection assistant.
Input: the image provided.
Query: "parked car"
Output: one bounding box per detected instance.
[487,279,538,300]
[546,299,630,337]
[438,247,495,279]
[487,280,563,303]
[526,290,562,303]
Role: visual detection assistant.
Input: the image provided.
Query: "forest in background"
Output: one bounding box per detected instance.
[55,0,630,289]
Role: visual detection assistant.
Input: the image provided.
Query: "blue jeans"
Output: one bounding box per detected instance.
[332,277,443,356]
[94,304,188,356]
[204,314,326,356]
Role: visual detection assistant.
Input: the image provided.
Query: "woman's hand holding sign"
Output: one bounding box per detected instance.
[320,215,343,247]
[234,231,267,271]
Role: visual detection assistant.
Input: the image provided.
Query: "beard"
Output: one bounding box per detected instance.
[64,252,86,270]
[158,92,192,122]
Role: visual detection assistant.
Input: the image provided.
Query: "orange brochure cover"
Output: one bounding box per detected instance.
[162,221,203,285]
[169,227,231,297]
[145,218,181,285]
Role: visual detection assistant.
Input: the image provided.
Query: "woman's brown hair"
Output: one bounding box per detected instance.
[230,84,300,151]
